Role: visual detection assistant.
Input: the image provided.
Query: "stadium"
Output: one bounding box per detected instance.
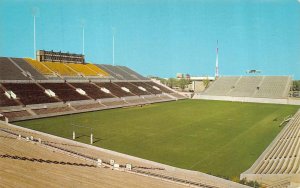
[1,1,300,188]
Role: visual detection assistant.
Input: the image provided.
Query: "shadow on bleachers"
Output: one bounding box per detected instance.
[0,154,96,167]
[42,140,85,148]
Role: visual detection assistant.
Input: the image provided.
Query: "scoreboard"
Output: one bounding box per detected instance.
[36,50,85,64]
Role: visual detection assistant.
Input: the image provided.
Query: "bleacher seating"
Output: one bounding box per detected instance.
[24,58,55,75]
[65,63,109,77]
[131,82,162,95]
[0,55,185,121]
[203,76,291,99]
[100,98,127,107]
[0,57,30,80]
[33,106,72,115]
[114,82,151,96]
[40,83,90,102]
[65,63,98,76]
[97,65,136,80]
[70,83,115,99]
[86,64,109,76]
[95,82,134,97]
[25,58,110,78]
[254,76,291,99]
[10,58,47,80]
[2,83,60,105]
[43,62,78,76]
[96,65,124,80]
[1,110,31,119]
[146,82,174,93]
[116,66,148,80]
[242,110,300,182]
[0,86,19,107]
[72,103,106,110]
[203,76,240,96]
[228,76,263,97]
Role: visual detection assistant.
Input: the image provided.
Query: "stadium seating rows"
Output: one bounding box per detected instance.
[33,106,72,115]
[131,82,162,95]
[2,83,60,105]
[0,57,149,81]
[97,64,141,80]
[253,111,300,175]
[0,80,182,121]
[0,81,176,107]
[95,82,134,97]
[203,76,291,99]
[24,58,55,75]
[0,86,20,107]
[0,57,30,80]
[11,58,47,80]
[118,66,148,80]
[0,55,185,121]
[25,58,109,77]
[254,76,291,98]
[146,82,174,93]
[114,82,151,96]
[70,83,115,99]
[39,83,91,102]
[86,64,110,76]
[1,110,31,119]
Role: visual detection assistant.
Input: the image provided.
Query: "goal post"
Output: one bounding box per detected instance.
[71,124,94,144]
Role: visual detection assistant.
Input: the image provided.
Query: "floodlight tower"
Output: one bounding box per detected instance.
[33,15,36,58]
[82,26,85,55]
[215,40,219,79]
[32,7,39,59]
[112,27,116,66]
[80,19,85,55]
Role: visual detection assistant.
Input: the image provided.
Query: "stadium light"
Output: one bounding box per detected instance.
[112,27,116,66]
[215,40,219,79]
[80,19,85,56]
[32,7,39,59]
[82,26,85,55]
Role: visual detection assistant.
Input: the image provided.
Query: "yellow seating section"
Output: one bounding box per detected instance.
[86,64,109,76]
[66,63,98,76]
[43,62,78,76]
[24,58,54,75]
[24,58,110,77]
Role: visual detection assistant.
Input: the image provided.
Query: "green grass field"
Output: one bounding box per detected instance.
[15,99,299,178]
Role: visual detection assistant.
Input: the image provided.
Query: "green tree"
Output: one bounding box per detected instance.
[293,80,300,91]
[178,78,189,91]
[203,77,210,89]
[167,78,177,88]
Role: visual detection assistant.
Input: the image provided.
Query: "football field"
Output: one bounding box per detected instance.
[15,99,299,178]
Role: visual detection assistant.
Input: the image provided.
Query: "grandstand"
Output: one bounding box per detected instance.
[97,64,142,80]
[24,58,110,78]
[193,76,296,105]
[2,83,60,105]
[202,76,291,99]
[0,56,185,122]
[241,110,300,187]
[0,57,31,80]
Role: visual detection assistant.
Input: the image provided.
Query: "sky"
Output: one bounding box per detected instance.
[0,0,300,79]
